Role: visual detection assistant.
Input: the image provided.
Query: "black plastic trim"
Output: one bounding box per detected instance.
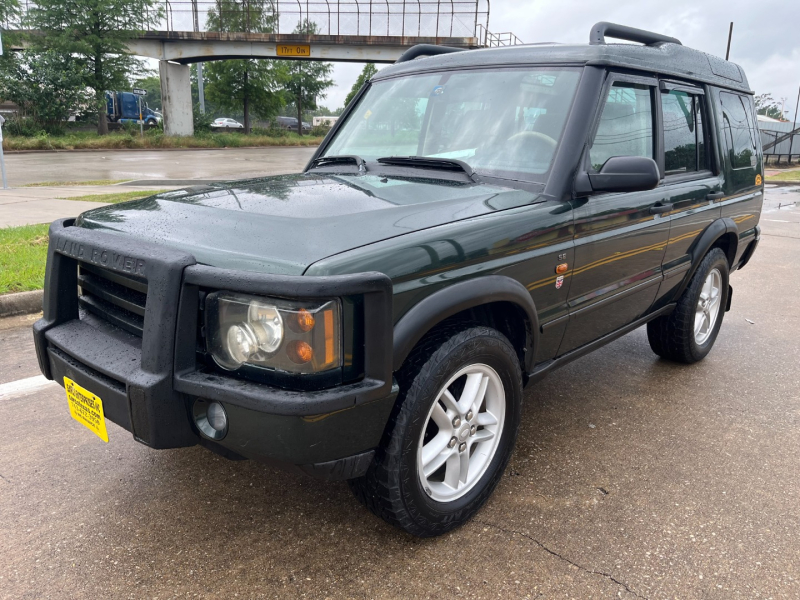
[395,44,465,63]
[660,80,705,95]
[735,225,760,270]
[178,265,394,407]
[392,275,539,372]
[589,21,682,46]
[529,303,676,384]
[297,450,376,480]
[33,218,197,449]
[672,217,738,300]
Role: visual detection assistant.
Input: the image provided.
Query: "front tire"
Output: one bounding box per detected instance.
[647,247,730,363]
[349,326,522,537]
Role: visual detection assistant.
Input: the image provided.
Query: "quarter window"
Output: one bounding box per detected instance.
[590,82,655,171]
[719,92,757,170]
[661,90,706,175]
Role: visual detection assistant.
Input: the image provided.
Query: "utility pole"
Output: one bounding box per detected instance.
[192,0,206,114]
[789,86,800,162]
[725,22,733,60]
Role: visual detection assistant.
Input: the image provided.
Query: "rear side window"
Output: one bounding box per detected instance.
[719,92,757,170]
[661,90,707,175]
[590,83,655,171]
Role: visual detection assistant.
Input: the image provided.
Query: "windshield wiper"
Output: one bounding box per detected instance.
[376,156,476,181]
[308,155,366,173]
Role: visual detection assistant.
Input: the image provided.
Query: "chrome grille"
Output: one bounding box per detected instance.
[78,263,147,336]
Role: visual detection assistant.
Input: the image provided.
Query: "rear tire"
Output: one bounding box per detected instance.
[647,247,730,364]
[349,326,522,537]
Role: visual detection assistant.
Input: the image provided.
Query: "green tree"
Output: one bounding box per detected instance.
[344,63,378,107]
[24,0,162,135]
[755,93,784,120]
[204,0,283,133]
[0,0,21,28]
[0,50,91,133]
[281,21,334,136]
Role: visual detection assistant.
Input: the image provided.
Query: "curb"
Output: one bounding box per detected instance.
[2,145,321,155]
[765,181,800,188]
[0,290,43,318]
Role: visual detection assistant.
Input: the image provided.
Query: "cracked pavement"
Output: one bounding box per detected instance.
[0,186,798,599]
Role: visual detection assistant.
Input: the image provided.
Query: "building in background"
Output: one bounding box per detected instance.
[313,116,339,127]
[758,114,800,164]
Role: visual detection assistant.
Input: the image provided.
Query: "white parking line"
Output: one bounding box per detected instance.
[0,375,56,400]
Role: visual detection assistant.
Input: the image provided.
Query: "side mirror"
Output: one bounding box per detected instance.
[575,156,660,194]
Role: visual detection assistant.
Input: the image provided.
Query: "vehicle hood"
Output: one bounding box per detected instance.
[75,173,539,275]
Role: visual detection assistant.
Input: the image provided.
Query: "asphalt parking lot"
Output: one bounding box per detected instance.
[1,186,798,599]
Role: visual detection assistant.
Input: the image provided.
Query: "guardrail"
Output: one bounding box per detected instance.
[476,24,522,47]
[7,0,494,39]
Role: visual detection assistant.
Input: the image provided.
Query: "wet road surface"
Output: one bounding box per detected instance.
[0,187,798,599]
[2,147,318,187]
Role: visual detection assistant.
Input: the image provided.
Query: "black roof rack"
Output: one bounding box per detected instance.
[589,21,682,46]
[395,44,465,63]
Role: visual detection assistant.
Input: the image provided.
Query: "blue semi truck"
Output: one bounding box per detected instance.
[105,91,161,127]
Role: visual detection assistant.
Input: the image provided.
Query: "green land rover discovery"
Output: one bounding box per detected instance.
[34,22,763,536]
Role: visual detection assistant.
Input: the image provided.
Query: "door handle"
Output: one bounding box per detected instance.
[649,202,674,215]
[706,191,725,201]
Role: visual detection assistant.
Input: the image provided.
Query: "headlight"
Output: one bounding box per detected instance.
[205,292,341,375]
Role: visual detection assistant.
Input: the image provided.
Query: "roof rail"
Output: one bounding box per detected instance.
[589,22,682,46]
[395,44,465,63]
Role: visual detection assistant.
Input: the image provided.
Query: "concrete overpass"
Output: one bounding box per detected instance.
[10,1,521,136]
[140,31,481,135]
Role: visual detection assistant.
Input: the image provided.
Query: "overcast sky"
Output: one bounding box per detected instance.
[324,0,800,119]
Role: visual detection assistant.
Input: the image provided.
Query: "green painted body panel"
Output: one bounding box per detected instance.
[305,197,575,362]
[75,173,536,276]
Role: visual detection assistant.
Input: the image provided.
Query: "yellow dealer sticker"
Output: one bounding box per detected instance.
[64,377,108,442]
[277,44,310,57]
[755,174,762,185]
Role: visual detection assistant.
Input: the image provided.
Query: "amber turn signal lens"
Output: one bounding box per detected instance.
[287,340,314,364]
[296,308,316,332]
[555,263,568,274]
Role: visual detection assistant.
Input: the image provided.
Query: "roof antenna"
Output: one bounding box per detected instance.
[725,22,734,60]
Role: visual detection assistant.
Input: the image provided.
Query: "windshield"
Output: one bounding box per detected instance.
[323,67,581,180]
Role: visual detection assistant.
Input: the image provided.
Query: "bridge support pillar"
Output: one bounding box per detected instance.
[159,61,193,137]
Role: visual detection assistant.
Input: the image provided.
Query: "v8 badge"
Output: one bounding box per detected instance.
[555,275,564,289]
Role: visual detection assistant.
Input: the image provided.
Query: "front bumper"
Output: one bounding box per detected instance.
[33,219,395,479]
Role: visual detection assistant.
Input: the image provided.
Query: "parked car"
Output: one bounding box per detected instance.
[211,118,244,129]
[34,22,763,538]
[276,116,311,132]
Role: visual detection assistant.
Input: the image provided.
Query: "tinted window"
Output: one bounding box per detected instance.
[590,83,654,171]
[719,92,757,170]
[661,90,706,175]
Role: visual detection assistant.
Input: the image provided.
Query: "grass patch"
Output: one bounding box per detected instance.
[24,179,132,187]
[3,130,323,152]
[0,224,50,294]
[58,190,170,204]
[766,169,800,182]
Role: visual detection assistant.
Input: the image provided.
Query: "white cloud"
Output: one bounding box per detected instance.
[487,0,800,115]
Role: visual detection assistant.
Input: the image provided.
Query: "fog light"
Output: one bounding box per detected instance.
[193,399,228,440]
[207,402,227,432]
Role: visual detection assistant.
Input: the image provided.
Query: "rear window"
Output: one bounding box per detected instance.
[719,92,757,170]
[661,90,707,175]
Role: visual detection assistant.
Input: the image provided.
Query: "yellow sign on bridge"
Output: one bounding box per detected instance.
[277,44,311,57]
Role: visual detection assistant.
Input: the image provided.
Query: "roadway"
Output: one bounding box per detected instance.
[0,186,798,599]
[0,147,318,187]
